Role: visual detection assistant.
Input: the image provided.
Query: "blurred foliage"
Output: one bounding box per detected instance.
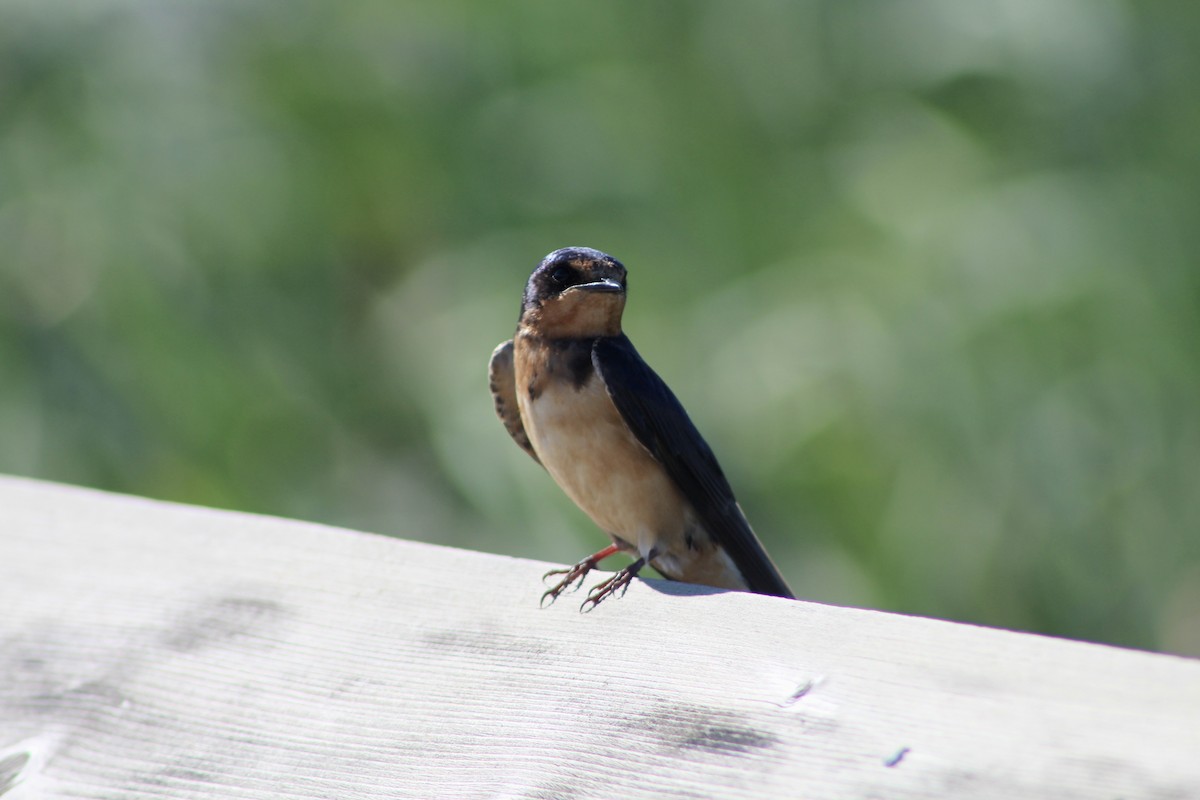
[2,0,1199,654]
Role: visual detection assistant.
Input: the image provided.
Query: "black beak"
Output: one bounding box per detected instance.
[575,278,624,294]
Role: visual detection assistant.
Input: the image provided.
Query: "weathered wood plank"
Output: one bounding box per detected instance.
[1,475,1198,799]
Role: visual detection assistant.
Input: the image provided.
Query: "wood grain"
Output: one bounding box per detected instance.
[1,475,1198,799]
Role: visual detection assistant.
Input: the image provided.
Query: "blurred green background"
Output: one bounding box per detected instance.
[3,1,1198,655]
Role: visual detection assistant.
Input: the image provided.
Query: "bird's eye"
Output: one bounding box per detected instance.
[548,265,573,287]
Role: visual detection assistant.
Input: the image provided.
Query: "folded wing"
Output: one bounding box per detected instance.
[592,335,793,598]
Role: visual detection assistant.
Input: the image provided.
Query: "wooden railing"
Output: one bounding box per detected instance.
[2,475,1198,799]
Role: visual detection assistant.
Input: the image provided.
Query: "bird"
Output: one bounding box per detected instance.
[489,247,794,610]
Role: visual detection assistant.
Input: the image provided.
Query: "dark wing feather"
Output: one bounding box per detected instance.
[592,335,793,598]
[489,340,541,465]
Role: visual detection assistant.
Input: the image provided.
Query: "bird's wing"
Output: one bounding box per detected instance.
[489,340,541,465]
[592,334,793,598]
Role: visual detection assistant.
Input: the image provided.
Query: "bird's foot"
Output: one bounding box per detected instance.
[580,557,646,613]
[540,563,592,607]
[540,543,621,608]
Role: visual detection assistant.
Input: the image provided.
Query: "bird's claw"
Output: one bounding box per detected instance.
[540,562,593,608]
[539,547,641,611]
[579,569,635,612]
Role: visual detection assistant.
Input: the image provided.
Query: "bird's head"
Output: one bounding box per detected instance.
[519,247,627,338]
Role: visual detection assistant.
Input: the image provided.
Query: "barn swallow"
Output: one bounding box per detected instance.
[489,247,794,610]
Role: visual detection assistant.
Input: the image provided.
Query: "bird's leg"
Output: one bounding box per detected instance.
[580,557,647,613]
[541,543,622,607]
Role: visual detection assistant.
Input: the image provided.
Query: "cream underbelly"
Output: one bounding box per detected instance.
[517,366,750,591]
[519,374,691,554]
